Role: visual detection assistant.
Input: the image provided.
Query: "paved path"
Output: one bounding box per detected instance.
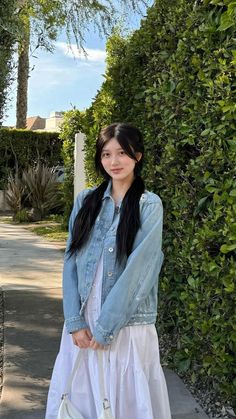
[0,222,209,418]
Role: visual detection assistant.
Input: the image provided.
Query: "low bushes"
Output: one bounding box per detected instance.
[0,128,63,189]
[5,164,63,221]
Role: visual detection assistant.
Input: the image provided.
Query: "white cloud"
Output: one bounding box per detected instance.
[56,42,106,63]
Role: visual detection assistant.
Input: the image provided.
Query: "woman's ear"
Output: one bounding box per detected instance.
[135,152,142,162]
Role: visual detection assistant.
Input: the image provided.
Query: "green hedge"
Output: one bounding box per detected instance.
[61,0,236,405]
[0,128,63,188]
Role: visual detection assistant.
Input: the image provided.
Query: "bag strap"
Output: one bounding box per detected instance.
[97,350,108,407]
[63,349,84,397]
[62,349,109,408]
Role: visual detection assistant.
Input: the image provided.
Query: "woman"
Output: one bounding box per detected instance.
[45,122,171,419]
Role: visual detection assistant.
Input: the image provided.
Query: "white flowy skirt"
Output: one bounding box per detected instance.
[45,254,171,419]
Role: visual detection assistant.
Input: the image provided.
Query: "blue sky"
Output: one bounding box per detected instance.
[4,3,151,127]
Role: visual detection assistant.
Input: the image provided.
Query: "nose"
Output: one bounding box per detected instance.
[111,155,119,166]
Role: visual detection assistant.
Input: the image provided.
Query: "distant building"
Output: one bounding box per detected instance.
[44,111,64,131]
[26,111,64,132]
[26,116,46,130]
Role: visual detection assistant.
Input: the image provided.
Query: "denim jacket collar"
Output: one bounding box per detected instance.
[102,179,123,208]
[102,179,112,200]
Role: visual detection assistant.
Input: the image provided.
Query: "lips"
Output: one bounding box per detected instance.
[111,169,122,173]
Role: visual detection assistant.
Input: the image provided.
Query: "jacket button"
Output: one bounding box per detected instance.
[108,247,113,252]
[108,272,113,277]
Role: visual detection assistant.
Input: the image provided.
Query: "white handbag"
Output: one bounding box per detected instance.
[57,349,114,419]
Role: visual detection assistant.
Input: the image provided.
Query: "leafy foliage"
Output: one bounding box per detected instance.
[5,164,63,221]
[3,0,149,127]
[5,174,25,217]
[22,163,63,220]
[15,208,29,222]
[0,128,63,189]
[15,0,150,51]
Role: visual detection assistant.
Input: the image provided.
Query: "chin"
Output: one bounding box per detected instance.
[110,174,132,182]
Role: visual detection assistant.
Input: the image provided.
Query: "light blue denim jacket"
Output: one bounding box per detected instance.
[63,180,164,345]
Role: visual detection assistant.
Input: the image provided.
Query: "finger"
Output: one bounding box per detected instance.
[90,341,98,350]
[73,338,79,346]
[95,343,104,350]
[86,329,93,339]
[74,340,82,347]
[84,336,92,345]
[89,340,95,348]
[73,339,87,348]
[81,340,90,348]
[90,342,96,349]
[78,342,87,348]
[89,339,106,350]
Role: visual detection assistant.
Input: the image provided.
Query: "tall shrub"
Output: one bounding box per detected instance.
[76,0,236,405]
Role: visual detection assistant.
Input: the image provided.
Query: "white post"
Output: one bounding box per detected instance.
[74,132,86,201]
[0,190,11,211]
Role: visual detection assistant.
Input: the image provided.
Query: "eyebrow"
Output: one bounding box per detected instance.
[102,147,124,151]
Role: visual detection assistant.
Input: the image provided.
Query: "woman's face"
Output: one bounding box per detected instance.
[101,137,141,183]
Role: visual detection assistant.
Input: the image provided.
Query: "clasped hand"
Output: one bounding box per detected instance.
[72,328,108,350]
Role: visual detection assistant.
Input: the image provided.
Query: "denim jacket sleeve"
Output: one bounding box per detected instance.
[93,198,164,345]
[63,189,89,333]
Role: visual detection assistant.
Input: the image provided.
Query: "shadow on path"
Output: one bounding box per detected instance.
[0,288,63,418]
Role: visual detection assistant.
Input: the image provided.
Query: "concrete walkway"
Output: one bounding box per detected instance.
[0,222,209,419]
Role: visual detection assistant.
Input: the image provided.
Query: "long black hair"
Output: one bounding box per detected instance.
[68,122,145,263]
